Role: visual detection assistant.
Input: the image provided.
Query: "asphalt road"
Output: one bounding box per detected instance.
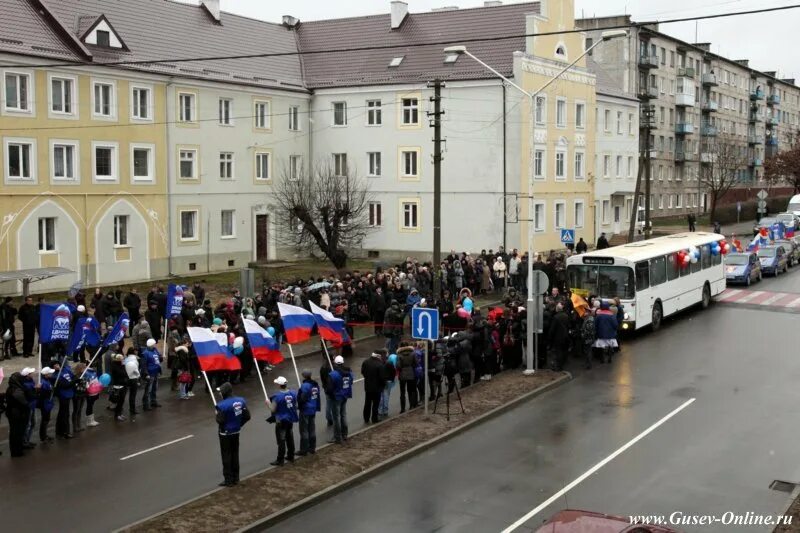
[270,269,800,533]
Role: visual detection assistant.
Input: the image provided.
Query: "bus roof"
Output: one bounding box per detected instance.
[569,232,725,264]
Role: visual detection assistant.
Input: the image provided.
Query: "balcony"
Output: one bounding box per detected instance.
[638,86,659,100]
[675,122,694,134]
[766,137,778,146]
[702,100,719,112]
[749,111,764,123]
[675,150,686,163]
[767,116,779,126]
[750,157,763,167]
[701,124,718,136]
[678,67,696,78]
[702,73,718,86]
[747,134,762,145]
[675,92,695,107]
[750,88,765,100]
[639,53,659,69]
[701,152,717,164]
[768,94,781,106]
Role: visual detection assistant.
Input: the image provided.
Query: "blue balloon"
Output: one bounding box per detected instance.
[233,346,244,356]
[99,373,111,387]
[267,327,275,337]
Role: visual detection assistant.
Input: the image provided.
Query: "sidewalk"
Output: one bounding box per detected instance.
[653,220,754,238]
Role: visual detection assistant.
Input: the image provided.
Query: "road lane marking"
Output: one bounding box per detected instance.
[735,290,764,303]
[717,289,742,301]
[786,296,800,308]
[759,292,789,306]
[119,435,194,461]
[501,398,697,533]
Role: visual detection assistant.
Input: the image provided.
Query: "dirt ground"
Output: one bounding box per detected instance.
[774,491,800,532]
[125,370,564,533]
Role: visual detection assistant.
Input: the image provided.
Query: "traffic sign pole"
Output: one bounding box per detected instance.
[423,342,429,416]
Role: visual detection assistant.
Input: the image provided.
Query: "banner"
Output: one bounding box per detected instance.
[39,303,72,344]
[165,284,185,319]
[103,313,130,348]
[67,316,101,355]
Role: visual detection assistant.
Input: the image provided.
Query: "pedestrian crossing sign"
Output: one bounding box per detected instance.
[560,229,575,244]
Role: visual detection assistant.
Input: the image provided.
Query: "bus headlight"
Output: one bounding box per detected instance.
[623,313,630,320]
[622,322,630,330]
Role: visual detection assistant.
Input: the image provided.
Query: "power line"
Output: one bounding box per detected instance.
[3,5,799,70]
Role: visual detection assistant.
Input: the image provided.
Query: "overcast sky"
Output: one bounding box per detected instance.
[191,0,797,79]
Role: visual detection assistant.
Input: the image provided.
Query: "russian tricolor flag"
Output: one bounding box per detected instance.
[277,302,317,345]
[309,301,349,344]
[188,327,242,372]
[243,318,284,365]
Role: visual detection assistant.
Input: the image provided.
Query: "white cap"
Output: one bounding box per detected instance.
[257,316,267,325]
[245,314,255,320]
[77,305,86,312]
[334,355,344,364]
[41,367,56,376]
[21,367,36,376]
[146,338,157,348]
[273,376,288,385]
[233,336,244,348]
[195,308,205,316]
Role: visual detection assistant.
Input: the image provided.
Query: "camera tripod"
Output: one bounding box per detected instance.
[432,373,465,421]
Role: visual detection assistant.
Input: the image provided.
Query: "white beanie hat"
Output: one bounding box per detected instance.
[21,367,36,376]
[77,305,86,312]
[146,338,157,348]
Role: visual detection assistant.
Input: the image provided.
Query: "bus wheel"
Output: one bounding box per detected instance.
[701,283,711,309]
[651,302,663,332]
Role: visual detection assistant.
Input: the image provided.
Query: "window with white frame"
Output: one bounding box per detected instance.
[38,217,56,252]
[52,142,77,182]
[554,201,566,229]
[367,100,382,125]
[221,210,235,238]
[179,149,197,179]
[535,96,546,125]
[676,194,683,208]
[574,151,584,179]
[555,151,566,180]
[602,200,610,223]
[180,210,198,241]
[401,97,419,125]
[556,98,567,128]
[254,100,270,129]
[668,194,673,208]
[255,152,271,181]
[575,102,585,129]
[574,201,585,228]
[219,152,234,179]
[367,152,381,177]
[93,142,118,181]
[6,139,35,182]
[288,105,300,131]
[179,93,195,122]
[401,201,419,230]
[401,150,418,178]
[534,202,545,232]
[616,111,623,134]
[289,155,302,180]
[603,155,610,177]
[333,102,347,126]
[369,202,382,227]
[131,86,151,120]
[534,150,544,179]
[4,72,31,112]
[93,81,114,117]
[604,109,611,132]
[628,113,634,134]
[131,144,154,182]
[333,153,347,177]
[50,76,74,114]
[114,215,129,246]
[616,155,622,177]
[219,98,233,125]
[627,156,634,177]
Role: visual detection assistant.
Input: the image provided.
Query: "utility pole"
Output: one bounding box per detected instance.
[642,104,655,239]
[428,80,445,300]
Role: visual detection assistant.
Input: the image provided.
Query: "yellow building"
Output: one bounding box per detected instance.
[513,0,597,254]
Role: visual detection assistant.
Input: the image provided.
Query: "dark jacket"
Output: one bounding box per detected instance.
[547,311,570,348]
[110,360,128,386]
[361,356,386,394]
[123,292,141,314]
[396,346,417,381]
[18,303,37,327]
[5,373,33,422]
[595,311,619,340]
[383,304,404,337]
[320,364,333,396]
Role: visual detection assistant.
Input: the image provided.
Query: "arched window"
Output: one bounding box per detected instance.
[555,43,567,59]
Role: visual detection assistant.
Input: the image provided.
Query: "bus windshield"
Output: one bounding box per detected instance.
[567,265,635,299]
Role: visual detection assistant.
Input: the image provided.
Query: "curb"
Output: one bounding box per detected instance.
[237,372,572,533]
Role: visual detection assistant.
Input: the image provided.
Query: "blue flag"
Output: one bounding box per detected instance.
[67,317,101,355]
[103,313,130,348]
[165,284,184,319]
[39,303,72,344]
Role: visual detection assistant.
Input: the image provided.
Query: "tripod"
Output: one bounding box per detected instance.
[432,373,465,421]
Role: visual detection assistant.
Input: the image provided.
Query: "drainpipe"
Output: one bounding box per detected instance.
[84,193,90,283]
[502,83,508,250]
[165,79,174,277]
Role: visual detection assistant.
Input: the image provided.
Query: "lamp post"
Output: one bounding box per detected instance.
[444,29,627,375]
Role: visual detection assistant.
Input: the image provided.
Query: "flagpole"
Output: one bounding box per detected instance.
[37,343,43,386]
[49,354,69,401]
[79,346,104,380]
[286,344,302,387]
[320,339,334,369]
[201,370,218,407]
[161,317,167,365]
[242,314,270,404]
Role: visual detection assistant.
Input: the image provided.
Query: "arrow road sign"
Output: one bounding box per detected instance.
[412,307,439,341]
[757,189,769,200]
[560,229,575,244]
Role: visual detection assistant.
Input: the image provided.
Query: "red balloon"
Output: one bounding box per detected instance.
[760,227,768,237]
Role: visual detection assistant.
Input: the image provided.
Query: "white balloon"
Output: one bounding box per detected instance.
[233,336,244,348]
[690,256,698,264]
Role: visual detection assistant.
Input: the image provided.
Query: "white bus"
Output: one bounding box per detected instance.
[566,232,726,331]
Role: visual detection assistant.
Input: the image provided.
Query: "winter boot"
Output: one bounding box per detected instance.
[87,415,99,427]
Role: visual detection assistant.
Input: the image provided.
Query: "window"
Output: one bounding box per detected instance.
[93,143,118,181]
[367,100,382,125]
[38,217,56,252]
[93,81,114,117]
[555,152,565,180]
[660,47,666,65]
[179,149,197,179]
[574,152,584,179]
[255,152,271,181]
[6,139,35,181]
[369,202,382,227]
[389,56,404,67]
[575,103,585,129]
[554,201,566,229]
[676,194,683,208]
[219,152,234,179]
[670,51,675,67]
[221,210,235,238]
[333,102,347,126]
[556,98,567,127]
[658,195,664,209]
[535,96,546,125]
[574,201,584,228]
[5,72,32,113]
[52,142,77,182]
[219,98,233,125]
[628,113,634,134]
[131,86,151,120]
[666,253,680,281]
[627,156,634,177]
[401,150,419,178]
[401,97,419,125]
[534,150,544,178]
[401,201,419,230]
[616,111,623,134]
[50,76,74,114]
[650,256,667,286]
[289,155,302,180]
[603,155,611,177]
[288,105,300,131]
[333,153,347,177]
[254,100,270,129]
[602,200,610,223]
[368,152,381,177]
[180,210,198,241]
[604,109,611,132]
[114,215,129,246]
[179,93,195,122]
[635,261,650,291]
[667,194,673,208]
[96,30,110,48]
[131,144,154,182]
[534,202,545,232]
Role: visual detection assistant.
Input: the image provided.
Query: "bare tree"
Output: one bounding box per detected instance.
[765,143,800,193]
[699,134,748,221]
[269,160,375,270]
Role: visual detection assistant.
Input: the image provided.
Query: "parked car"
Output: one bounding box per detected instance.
[757,245,789,276]
[776,212,800,231]
[535,509,679,533]
[774,239,800,267]
[753,217,779,236]
[724,252,762,285]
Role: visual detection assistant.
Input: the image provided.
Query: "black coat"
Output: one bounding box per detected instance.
[123,292,141,313]
[361,356,386,394]
[18,303,37,327]
[5,373,32,422]
[548,311,570,348]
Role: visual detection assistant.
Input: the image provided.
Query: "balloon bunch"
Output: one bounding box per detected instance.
[709,240,730,256]
[231,336,244,356]
[760,227,769,238]
[677,247,699,268]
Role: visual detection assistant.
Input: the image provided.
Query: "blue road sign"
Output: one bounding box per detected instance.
[560,229,575,244]
[412,307,439,341]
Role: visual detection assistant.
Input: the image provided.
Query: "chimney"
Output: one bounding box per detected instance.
[201,0,221,23]
[484,1,503,6]
[391,1,408,30]
[282,15,300,29]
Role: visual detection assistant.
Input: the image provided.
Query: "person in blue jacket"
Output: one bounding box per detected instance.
[53,359,75,438]
[21,368,38,449]
[269,376,298,466]
[38,367,56,442]
[593,301,619,364]
[141,338,163,411]
[328,356,353,444]
[214,382,250,487]
[297,370,321,456]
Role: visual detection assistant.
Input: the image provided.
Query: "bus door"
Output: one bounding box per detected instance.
[634,260,651,326]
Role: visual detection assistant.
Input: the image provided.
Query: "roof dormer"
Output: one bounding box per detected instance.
[80,15,128,50]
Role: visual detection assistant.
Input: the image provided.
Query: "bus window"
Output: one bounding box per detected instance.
[649,256,667,286]
[635,261,650,291]
[691,249,702,273]
[701,245,711,269]
[712,248,722,265]
[666,253,680,281]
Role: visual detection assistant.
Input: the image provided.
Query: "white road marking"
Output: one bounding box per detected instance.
[786,296,800,308]
[735,290,764,303]
[717,289,743,301]
[119,435,194,461]
[501,398,697,533]
[760,292,790,306]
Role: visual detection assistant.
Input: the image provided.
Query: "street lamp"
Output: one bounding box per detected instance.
[444,29,627,375]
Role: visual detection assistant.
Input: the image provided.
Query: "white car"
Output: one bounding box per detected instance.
[776,212,800,231]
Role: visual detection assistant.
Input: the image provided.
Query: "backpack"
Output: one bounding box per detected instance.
[74,377,88,397]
